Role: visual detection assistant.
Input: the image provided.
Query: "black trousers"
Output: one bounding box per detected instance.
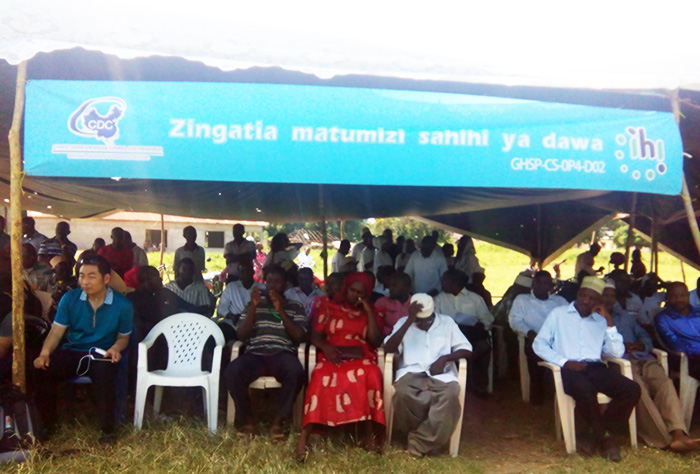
[524,339,547,402]
[561,362,641,442]
[33,349,118,434]
[459,324,491,393]
[224,351,305,423]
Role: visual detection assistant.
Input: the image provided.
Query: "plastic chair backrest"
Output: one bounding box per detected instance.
[145,313,224,376]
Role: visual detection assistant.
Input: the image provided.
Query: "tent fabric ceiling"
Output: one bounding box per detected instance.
[2,1,700,90]
[0,38,699,266]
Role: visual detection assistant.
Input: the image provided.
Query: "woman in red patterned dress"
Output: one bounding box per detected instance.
[296,272,385,461]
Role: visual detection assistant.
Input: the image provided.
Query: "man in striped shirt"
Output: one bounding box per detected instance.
[164,258,214,316]
[224,265,307,441]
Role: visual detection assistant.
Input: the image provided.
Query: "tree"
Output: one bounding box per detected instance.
[368,217,452,243]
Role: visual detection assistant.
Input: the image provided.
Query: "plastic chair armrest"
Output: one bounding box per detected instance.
[298,343,306,370]
[606,357,633,379]
[457,358,468,388]
[377,347,385,375]
[230,340,243,362]
[383,352,395,389]
[652,348,669,375]
[538,361,562,373]
[137,342,149,370]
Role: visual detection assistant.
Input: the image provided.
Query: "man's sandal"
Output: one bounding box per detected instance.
[270,426,288,444]
[236,424,257,439]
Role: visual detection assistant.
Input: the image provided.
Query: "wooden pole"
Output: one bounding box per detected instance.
[159,213,165,271]
[533,204,543,269]
[650,217,657,273]
[624,193,638,273]
[319,185,328,280]
[681,260,687,284]
[9,62,27,392]
[340,220,345,241]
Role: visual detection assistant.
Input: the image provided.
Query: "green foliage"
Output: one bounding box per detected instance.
[264,220,366,242]
[368,217,451,244]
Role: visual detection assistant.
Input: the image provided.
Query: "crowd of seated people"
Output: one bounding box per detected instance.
[3,217,700,464]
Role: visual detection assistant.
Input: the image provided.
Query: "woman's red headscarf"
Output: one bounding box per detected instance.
[334,272,374,304]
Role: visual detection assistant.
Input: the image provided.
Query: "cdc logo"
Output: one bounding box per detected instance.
[67,97,127,145]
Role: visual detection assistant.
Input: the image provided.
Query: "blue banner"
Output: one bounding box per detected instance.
[24,80,683,195]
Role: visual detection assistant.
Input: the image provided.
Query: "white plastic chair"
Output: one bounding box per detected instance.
[384,352,467,457]
[539,359,637,454]
[517,332,530,402]
[669,351,700,429]
[226,341,307,429]
[134,313,225,433]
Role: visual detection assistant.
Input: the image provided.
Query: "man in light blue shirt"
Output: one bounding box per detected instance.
[534,276,640,462]
[509,270,567,404]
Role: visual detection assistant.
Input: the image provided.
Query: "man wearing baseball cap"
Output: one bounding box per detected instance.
[384,293,472,457]
[533,276,641,462]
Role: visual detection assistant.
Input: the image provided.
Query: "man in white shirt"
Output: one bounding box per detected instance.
[284,267,324,311]
[224,224,256,282]
[639,273,666,327]
[174,226,206,281]
[125,231,149,267]
[573,243,603,280]
[350,227,371,261]
[405,236,448,296]
[533,276,641,462]
[691,276,700,308]
[357,232,376,272]
[217,261,264,341]
[434,269,492,396]
[331,240,350,274]
[165,258,215,316]
[384,293,472,458]
[508,270,567,403]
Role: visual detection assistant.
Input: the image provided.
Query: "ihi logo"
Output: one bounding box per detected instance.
[67,97,126,145]
[614,127,667,182]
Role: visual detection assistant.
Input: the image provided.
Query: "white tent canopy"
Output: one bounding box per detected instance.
[2,0,700,91]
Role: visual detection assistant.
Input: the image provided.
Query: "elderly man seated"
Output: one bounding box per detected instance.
[603,280,700,452]
[508,270,567,404]
[533,276,641,462]
[384,293,472,458]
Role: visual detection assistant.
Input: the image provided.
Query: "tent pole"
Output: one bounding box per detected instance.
[340,220,345,241]
[671,90,700,265]
[159,213,165,270]
[9,61,27,392]
[536,204,543,269]
[624,193,638,273]
[681,260,686,284]
[319,185,328,280]
[650,217,657,273]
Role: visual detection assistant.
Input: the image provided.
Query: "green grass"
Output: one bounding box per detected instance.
[9,382,700,474]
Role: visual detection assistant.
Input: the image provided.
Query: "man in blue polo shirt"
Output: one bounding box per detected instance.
[33,254,133,444]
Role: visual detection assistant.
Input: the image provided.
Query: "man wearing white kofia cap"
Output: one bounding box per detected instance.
[384,293,472,457]
[533,276,641,462]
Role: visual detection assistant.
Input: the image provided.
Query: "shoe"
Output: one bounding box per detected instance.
[599,437,621,462]
[576,438,595,456]
[98,433,117,445]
